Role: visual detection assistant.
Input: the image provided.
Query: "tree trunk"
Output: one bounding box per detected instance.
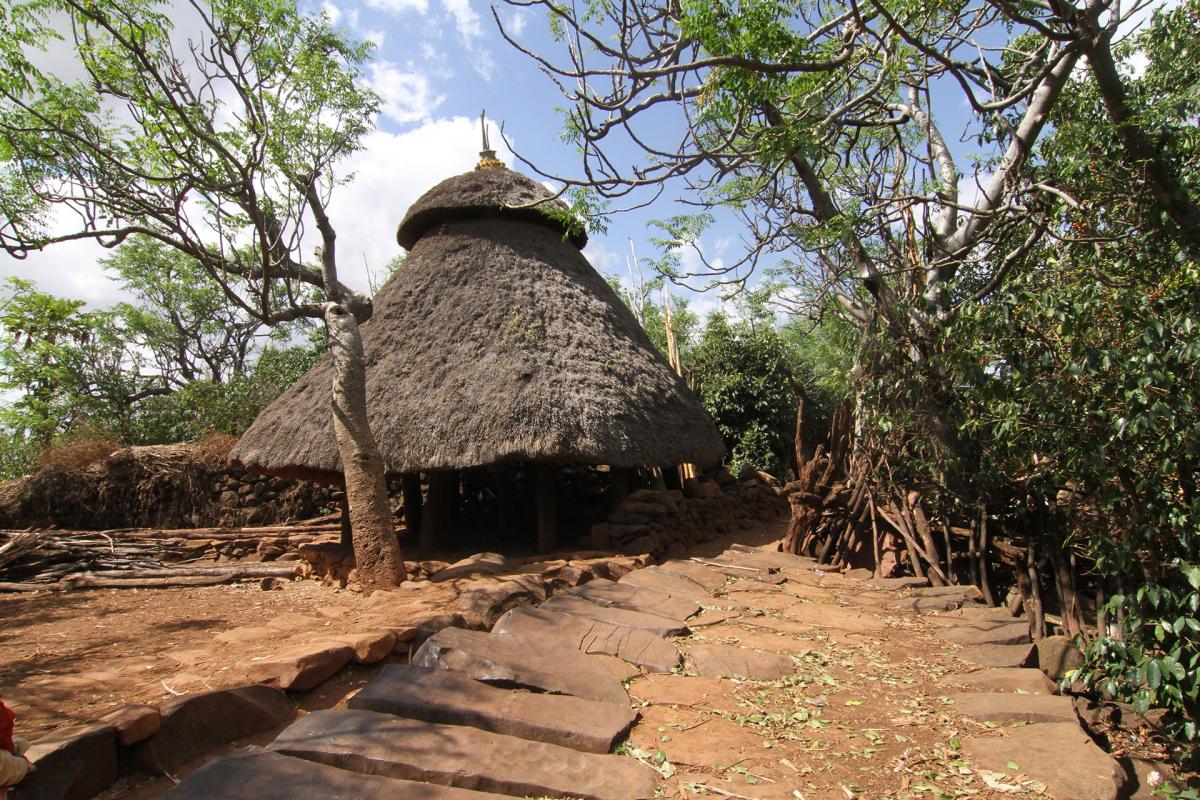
[325,305,404,593]
[1024,537,1047,641]
[978,503,996,606]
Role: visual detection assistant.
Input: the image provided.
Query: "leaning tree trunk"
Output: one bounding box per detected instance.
[326,305,405,592]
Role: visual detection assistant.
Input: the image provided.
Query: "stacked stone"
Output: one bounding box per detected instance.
[591,473,787,557]
[212,470,336,526]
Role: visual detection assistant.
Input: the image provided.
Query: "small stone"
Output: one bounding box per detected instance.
[101,704,162,746]
[1036,634,1084,681]
[241,641,355,691]
[429,552,512,583]
[324,631,398,664]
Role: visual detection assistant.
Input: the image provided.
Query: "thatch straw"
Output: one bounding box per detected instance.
[229,166,725,483]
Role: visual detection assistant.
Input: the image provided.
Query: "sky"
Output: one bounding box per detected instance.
[0,0,736,321]
[0,0,1171,325]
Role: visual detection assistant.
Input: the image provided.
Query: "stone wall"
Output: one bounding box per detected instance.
[589,472,788,558]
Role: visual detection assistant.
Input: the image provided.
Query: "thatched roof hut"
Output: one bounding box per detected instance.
[232,164,723,478]
[229,158,724,547]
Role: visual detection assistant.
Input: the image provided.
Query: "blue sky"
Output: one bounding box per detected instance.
[0,0,740,321]
[0,0,1169,324]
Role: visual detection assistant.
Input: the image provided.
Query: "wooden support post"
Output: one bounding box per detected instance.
[606,467,631,514]
[420,470,458,552]
[536,463,558,553]
[401,473,423,539]
[339,495,352,549]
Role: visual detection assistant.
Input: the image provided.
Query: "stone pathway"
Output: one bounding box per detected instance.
[162,547,1127,800]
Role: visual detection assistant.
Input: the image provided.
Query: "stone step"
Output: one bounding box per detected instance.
[348,664,636,753]
[412,627,629,705]
[687,643,795,681]
[541,595,689,635]
[956,642,1037,668]
[960,722,1126,800]
[567,578,701,620]
[950,691,1077,723]
[268,709,657,800]
[618,566,713,601]
[494,606,681,672]
[163,747,512,799]
[657,559,728,591]
[934,620,1031,646]
[724,546,820,571]
[937,667,1057,695]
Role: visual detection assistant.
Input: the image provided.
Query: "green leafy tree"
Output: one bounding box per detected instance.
[103,237,280,386]
[0,0,403,588]
[691,312,798,477]
[0,278,167,448]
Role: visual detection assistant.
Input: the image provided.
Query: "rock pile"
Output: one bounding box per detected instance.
[589,473,786,557]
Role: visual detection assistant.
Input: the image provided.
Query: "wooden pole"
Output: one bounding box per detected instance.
[401,473,423,539]
[536,463,558,553]
[420,470,458,552]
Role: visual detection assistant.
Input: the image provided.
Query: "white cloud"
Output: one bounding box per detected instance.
[320,0,342,24]
[582,240,619,274]
[325,115,515,294]
[503,8,528,36]
[441,0,482,39]
[366,62,443,124]
[363,0,428,12]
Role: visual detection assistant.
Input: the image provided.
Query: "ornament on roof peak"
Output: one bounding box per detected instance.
[476,110,505,171]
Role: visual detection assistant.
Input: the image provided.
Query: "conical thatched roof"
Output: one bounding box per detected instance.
[229,165,726,483]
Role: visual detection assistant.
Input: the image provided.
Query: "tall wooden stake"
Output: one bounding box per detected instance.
[420,470,458,552]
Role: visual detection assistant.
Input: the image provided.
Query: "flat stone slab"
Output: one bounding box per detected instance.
[783,603,890,633]
[269,709,656,800]
[867,576,930,589]
[18,722,118,800]
[495,606,681,672]
[951,692,1077,723]
[129,685,295,774]
[960,722,1126,800]
[956,642,1037,668]
[241,641,355,691]
[349,663,636,753]
[567,578,700,621]
[657,560,728,591]
[933,620,1031,646]
[687,643,794,681]
[541,594,689,635]
[164,747,511,800]
[412,627,628,705]
[723,546,820,571]
[619,566,714,601]
[939,668,1057,694]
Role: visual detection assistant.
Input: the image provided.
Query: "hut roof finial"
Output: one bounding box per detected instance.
[476,110,504,171]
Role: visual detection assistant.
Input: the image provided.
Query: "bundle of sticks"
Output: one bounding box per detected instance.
[0,521,339,592]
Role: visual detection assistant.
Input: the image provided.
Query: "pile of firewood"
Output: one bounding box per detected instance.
[0,522,339,592]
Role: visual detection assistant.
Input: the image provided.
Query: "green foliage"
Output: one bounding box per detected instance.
[0,277,162,447]
[129,343,325,444]
[691,312,798,477]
